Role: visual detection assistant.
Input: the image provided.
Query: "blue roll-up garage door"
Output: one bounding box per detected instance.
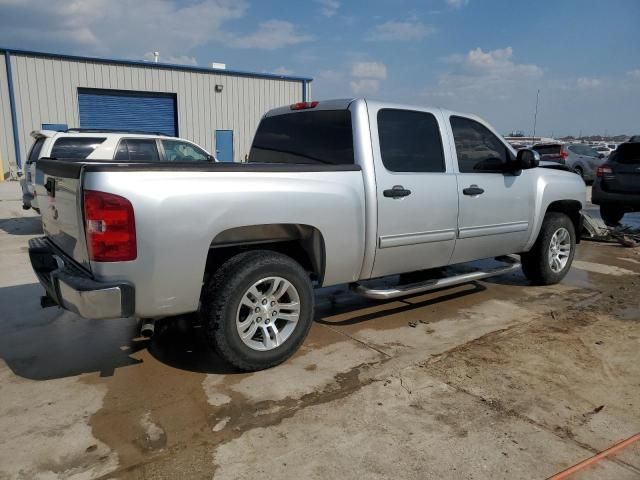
[78,88,177,136]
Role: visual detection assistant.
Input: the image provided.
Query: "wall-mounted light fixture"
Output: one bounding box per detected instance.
[215,84,224,93]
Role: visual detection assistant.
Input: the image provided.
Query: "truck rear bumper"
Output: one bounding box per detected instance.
[28,237,135,319]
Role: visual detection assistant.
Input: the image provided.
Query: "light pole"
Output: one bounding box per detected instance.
[532,89,540,143]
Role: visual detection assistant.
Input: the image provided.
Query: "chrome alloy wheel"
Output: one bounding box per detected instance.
[235,276,301,351]
[548,227,571,273]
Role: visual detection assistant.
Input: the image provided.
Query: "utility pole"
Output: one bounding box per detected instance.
[532,89,540,143]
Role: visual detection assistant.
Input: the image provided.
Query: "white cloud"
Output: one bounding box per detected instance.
[0,1,312,58]
[447,0,469,8]
[577,77,602,88]
[626,69,640,80]
[315,0,340,17]
[0,0,247,60]
[445,46,543,80]
[367,20,435,41]
[225,20,312,50]
[351,61,387,79]
[272,66,293,75]
[350,79,380,94]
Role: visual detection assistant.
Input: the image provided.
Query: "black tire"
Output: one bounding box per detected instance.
[201,250,314,371]
[521,212,576,285]
[573,166,584,178]
[600,205,624,226]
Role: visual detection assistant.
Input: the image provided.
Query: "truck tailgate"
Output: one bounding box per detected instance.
[35,159,91,270]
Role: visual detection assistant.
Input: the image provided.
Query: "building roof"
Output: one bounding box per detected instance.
[0,46,313,83]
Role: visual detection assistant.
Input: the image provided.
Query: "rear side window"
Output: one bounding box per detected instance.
[249,110,354,165]
[51,137,106,160]
[161,140,209,162]
[612,143,640,164]
[377,109,445,172]
[450,116,513,173]
[115,139,160,161]
[27,137,46,163]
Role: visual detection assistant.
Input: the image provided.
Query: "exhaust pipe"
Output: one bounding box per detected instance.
[140,319,155,338]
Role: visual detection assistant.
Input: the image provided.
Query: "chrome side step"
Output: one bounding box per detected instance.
[351,255,521,300]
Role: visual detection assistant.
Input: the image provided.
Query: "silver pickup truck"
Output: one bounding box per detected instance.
[30,98,585,371]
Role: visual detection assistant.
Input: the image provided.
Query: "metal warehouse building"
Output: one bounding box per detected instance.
[0,47,312,180]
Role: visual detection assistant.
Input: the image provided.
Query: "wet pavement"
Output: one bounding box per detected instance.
[1,181,639,479]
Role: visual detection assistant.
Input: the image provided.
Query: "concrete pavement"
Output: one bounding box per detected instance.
[1,180,639,479]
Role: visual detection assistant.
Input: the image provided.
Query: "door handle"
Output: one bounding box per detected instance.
[463,185,484,196]
[383,185,412,198]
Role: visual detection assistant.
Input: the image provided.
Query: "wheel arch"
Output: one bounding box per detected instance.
[204,223,326,284]
[545,200,583,244]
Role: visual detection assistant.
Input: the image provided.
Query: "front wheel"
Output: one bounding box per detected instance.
[201,250,314,371]
[521,212,576,285]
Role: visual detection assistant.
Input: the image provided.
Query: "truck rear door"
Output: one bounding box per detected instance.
[367,104,459,278]
[34,161,91,270]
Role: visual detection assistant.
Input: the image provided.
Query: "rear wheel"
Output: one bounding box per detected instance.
[600,205,624,226]
[201,250,314,371]
[573,166,584,178]
[521,212,576,285]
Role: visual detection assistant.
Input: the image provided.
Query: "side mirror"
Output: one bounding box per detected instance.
[515,148,540,170]
[598,153,605,159]
[207,154,216,162]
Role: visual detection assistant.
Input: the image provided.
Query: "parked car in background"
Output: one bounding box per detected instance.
[594,145,613,157]
[29,98,585,371]
[21,129,215,212]
[531,142,605,182]
[592,141,640,224]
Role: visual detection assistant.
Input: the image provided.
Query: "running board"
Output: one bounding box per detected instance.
[351,255,521,300]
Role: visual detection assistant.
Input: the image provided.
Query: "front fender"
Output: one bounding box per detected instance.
[523,171,586,251]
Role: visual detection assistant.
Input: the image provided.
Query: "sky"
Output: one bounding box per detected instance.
[0,0,639,137]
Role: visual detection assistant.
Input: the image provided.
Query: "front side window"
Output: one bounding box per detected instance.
[114,139,160,161]
[450,116,513,173]
[249,110,354,165]
[51,137,106,160]
[161,140,209,162]
[377,109,445,172]
[583,146,599,157]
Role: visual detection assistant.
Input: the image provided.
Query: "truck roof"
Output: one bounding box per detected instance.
[263,97,480,125]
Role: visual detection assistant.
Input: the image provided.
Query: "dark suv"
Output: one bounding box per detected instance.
[592,142,640,224]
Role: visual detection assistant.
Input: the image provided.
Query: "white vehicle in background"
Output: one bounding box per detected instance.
[20,129,216,212]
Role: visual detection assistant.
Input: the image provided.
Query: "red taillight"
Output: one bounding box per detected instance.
[84,190,136,262]
[559,149,569,164]
[596,166,613,177]
[290,101,319,110]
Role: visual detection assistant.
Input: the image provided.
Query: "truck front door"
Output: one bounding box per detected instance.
[447,115,533,264]
[369,106,459,278]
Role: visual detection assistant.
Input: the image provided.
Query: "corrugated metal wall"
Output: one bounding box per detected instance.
[0,52,305,174]
[0,53,16,179]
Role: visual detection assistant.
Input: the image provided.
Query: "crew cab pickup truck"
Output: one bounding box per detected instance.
[30,99,586,371]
